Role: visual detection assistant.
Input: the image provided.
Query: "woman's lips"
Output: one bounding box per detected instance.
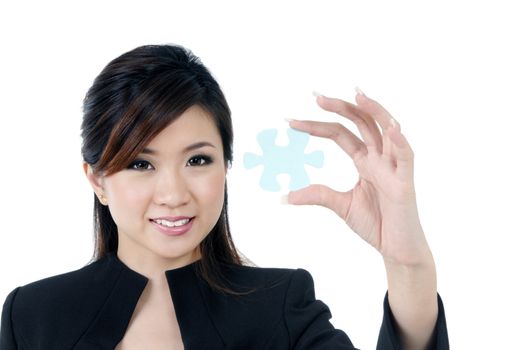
[150,217,194,236]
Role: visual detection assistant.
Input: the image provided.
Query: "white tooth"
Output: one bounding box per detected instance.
[155,218,190,227]
[174,218,190,226]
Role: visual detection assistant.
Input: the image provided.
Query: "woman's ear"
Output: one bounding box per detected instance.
[83,162,107,205]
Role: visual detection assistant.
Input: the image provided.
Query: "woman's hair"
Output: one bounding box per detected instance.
[81,44,253,295]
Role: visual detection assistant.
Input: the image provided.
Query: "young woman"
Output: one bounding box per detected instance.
[0,44,449,349]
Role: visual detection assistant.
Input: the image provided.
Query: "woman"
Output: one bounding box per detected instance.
[0,44,449,349]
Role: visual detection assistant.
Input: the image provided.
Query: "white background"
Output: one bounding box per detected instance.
[1,1,526,348]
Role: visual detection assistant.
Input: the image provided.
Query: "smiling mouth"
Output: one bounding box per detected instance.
[150,217,194,228]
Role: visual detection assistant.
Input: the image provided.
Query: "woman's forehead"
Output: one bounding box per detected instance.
[144,106,221,152]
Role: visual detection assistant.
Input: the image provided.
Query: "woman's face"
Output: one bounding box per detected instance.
[86,105,227,267]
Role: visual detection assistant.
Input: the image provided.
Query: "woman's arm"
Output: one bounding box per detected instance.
[285,88,447,349]
[384,249,438,349]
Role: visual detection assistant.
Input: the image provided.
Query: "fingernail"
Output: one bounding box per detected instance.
[280,194,289,204]
[355,86,365,96]
[284,118,296,122]
[312,90,324,98]
[390,117,399,128]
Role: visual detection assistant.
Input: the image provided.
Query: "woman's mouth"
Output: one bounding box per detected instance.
[150,217,194,236]
[153,218,191,227]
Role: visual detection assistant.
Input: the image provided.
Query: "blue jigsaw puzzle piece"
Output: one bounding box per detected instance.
[243,128,324,192]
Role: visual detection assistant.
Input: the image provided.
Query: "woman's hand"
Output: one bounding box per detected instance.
[287,88,439,349]
[286,89,431,266]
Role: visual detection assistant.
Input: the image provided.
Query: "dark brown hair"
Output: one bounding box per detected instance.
[80,44,254,295]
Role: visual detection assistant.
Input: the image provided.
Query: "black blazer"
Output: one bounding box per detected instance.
[1,253,449,349]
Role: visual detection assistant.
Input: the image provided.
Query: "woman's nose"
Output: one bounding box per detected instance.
[153,170,191,207]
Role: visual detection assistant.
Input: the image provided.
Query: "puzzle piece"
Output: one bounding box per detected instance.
[243,128,324,192]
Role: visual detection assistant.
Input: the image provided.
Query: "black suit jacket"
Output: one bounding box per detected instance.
[1,253,449,349]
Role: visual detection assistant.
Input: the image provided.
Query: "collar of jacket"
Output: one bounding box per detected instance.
[75,253,225,350]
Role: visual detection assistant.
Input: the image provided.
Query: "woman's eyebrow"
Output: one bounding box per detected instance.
[140,141,216,155]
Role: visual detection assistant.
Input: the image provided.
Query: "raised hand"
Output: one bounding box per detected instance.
[286,89,431,266]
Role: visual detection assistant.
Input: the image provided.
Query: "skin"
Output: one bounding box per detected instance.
[285,90,438,350]
[84,105,227,349]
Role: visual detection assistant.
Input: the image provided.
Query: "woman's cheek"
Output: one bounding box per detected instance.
[124,183,151,203]
[110,177,152,215]
[196,173,225,206]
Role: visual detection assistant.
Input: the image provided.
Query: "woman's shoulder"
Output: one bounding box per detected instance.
[3,255,144,338]
[212,261,317,297]
[189,263,335,346]
[7,256,125,315]
[15,256,112,294]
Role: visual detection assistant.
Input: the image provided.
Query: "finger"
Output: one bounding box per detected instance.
[382,129,396,169]
[315,95,383,153]
[355,92,399,132]
[286,184,350,219]
[387,126,415,181]
[288,119,367,161]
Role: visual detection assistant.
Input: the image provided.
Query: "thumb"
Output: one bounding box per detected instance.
[285,184,349,218]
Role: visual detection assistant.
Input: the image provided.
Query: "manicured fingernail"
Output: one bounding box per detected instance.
[355,86,365,96]
[280,194,289,204]
[312,90,324,98]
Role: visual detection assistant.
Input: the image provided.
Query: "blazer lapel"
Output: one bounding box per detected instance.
[73,255,148,350]
[166,264,226,349]
[73,254,225,350]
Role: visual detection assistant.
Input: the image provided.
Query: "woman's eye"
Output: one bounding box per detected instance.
[127,160,153,170]
[187,155,213,167]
